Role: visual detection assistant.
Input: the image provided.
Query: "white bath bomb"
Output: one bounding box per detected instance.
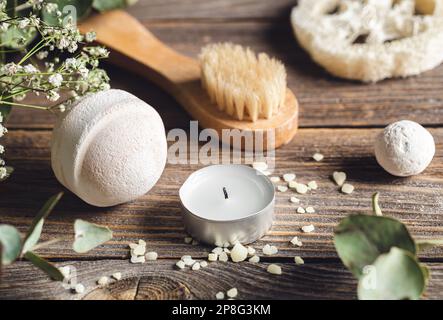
[375,120,435,177]
[51,89,167,207]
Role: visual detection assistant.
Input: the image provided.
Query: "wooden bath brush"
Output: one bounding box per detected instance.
[79,10,299,150]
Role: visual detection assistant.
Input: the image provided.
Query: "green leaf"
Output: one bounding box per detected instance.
[334,214,416,277]
[0,167,14,182]
[24,251,64,281]
[22,192,64,254]
[358,247,427,300]
[73,219,112,253]
[372,192,383,216]
[92,0,135,12]
[0,25,37,49]
[0,224,22,265]
[42,0,93,25]
[416,239,443,252]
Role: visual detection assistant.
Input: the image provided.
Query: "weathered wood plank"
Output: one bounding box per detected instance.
[6,21,443,129]
[1,259,443,300]
[0,128,442,260]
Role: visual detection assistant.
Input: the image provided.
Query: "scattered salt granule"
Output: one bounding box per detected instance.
[297,207,306,214]
[313,153,324,161]
[219,252,229,262]
[183,257,196,266]
[97,276,109,286]
[112,272,122,281]
[294,256,305,265]
[212,247,223,255]
[130,255,146,264]
[263,244,278,255]
[227,288,238,298]
[200,261,208,268]
[223,248,231,254]
[249,255,260,263]
[290,196,300,204]
[184,236,193,244]
[295,183,309,194]
[132,244,146,256]
[129,243,138,249]
[283,173,296,182]
[302,224,315,233]
[290,236,303,247]
[277,185,288,193]
[74,283,85,294]
[145,251,158,261]
[306,206,315,213]
[230,243,248,262]
[59,266,70,279]
[270,176,280,183]
[341,183,355,194]
[192,262,201,271]
[138,239,146,246]
[176,260,186,269]
[307,181,318,190]
[247,246,256,257]
[333,171,346,186]
[208,253,218,262]
[252,162,268,172]
[223,242,230,248]
[216,292,225,300]
[181,255,192,260]
[267,264,282,275]
[288,181,298,189]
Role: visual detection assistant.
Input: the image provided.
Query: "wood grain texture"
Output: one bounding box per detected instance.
[0,128,442,260]
[1,259,443,300]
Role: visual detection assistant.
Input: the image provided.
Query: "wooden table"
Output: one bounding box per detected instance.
[1,0,443,300]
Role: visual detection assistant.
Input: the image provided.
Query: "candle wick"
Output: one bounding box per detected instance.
[223,187,229,199]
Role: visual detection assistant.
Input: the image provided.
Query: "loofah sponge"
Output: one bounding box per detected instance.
[51,89,167,207]
[291,0,443,82]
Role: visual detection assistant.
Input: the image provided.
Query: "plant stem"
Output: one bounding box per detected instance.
[0,100,49,110]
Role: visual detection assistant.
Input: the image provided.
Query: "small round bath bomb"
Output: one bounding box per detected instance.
[51,89,167,207]
[375,120,435,177]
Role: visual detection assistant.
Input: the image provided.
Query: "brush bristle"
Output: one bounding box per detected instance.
[200,43,287,122]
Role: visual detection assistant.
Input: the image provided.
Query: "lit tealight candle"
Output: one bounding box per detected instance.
[180,165,275,245]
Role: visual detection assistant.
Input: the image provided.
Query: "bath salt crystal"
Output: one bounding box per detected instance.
[97,276,109,286]
[183,257,196,266]
[341,183,355,194]
[252,162,268,172]
[74,283,85,294]
[208,253,218,262]
[248,255,260,263]
[277,185,288,193]
[215,292,225,300]
[230,243,248,262]
[290,197,300,204]
[290,236,303,247]
[333,171,346,186]
[112,272,122,281]
[307,181,318,190]
[296,183,309,194]
[181,255,192,260]
[132,244,146,256]
[313,153,324,161]
[270,176,280,183]
[283,173,296,182]
[176,260,186,269]
[145,251,158,261]
[247,246,256,256]
[267,264,282,275]
[223,242,230,248]
[297,207,306,214]
[129,243,138,249]
[184,237,193,244]
[263,244,278,255]
[59,266,70,279]
[212,247,223,255]
[302,224,315,233]
[200,261,208,268]
[227,288,238,298]
[294,256,305,265]
[130,255,145,264]
[192,262,201,271]
[219,252,229,262]
[223,248,231,254]
[306,206,315,213]
[138,239,146,246]
[288,181,298,189]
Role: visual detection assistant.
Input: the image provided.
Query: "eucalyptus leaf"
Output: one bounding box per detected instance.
[358,247,426,300]
[0,25,37,49]
[42,0,93,25]
[24,251,64,281]
[0,167,14,182]
[92,0,136,12]
[73,219,112,253]
[416,239,443,252]
[22,192,64,254]
[334,214,416,277]
[0,224,22,265]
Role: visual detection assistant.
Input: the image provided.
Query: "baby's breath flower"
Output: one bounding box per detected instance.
[48,73,63,87]
[36,51,48,60]
[46,90,60,101]
[85,31,96,43]
[0,145,4,154]
[0,167,7,180]
[65,58,77,69]
[23,64,38,74]
[44,2,58,13]
[0,159,5,166]
[0,124,7,138]
[78,66,89,79]
[1,63,20,75]
[18,18,30,29]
